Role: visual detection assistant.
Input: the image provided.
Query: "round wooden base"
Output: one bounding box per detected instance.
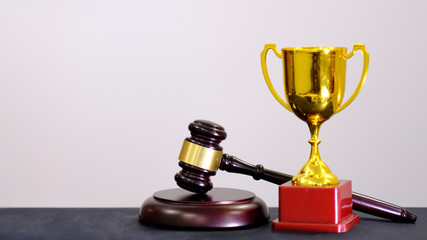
[139,188,269,229]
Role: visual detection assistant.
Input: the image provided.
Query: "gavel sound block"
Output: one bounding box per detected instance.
[139,120,416,229]
[139,120,269,229]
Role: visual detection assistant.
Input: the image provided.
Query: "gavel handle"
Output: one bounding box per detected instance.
[219,154,417,223]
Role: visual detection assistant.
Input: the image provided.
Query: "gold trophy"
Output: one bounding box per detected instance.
[261,44,369,232]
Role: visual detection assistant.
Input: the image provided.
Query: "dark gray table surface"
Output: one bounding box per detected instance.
[0,207,425,240]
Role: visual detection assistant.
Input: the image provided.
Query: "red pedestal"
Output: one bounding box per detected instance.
[272,180,359,233]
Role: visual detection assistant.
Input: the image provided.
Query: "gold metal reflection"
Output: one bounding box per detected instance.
[178,140,223,171]
[261,44,369,187]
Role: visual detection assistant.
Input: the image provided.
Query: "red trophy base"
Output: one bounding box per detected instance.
[139,188,269,229]
[272,180,359,233]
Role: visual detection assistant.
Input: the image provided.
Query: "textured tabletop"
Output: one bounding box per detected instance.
[0,208,425,240]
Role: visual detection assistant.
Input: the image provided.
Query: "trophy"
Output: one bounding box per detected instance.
[261,44,369,232]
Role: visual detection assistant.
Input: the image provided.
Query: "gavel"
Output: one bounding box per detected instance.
[175,120,417,223]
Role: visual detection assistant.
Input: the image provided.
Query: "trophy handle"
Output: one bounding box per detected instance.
[261,44,292,112]
[336,44,370,113]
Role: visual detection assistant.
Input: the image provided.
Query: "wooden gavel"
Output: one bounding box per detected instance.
[174,120,416,223]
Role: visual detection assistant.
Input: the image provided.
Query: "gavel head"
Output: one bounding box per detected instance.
[174,120,227,194]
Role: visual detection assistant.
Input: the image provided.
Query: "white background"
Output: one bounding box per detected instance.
[0,0,426,207]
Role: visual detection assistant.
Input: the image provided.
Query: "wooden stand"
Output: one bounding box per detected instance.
[272,180,359,233]
[139,188,269,229]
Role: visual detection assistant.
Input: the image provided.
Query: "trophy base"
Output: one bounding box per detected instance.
[139,188,269,229]
[272,180,359,233]
[272,214,360,233]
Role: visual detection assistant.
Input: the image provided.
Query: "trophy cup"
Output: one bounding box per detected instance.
[261,44,369,232]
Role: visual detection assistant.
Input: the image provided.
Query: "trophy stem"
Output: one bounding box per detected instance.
[292,117,339,187]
